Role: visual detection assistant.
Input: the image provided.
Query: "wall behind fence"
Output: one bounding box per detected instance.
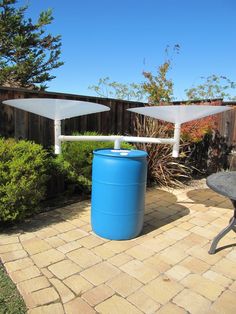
[0,86,235,149]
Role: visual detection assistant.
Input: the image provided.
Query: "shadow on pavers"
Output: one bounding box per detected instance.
[1,188,191,236]
[141,189,190,236]
[0,198,90,235]
[187,188,233,209]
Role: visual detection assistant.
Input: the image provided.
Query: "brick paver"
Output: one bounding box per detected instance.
[1,179,236,313]
[23,286,59,309]
[141,275,184,304]
[50,277,75,303]
[48,259,81,279]
[82,284,114,306]
[64,274,93,294]
[31,248,65,268]
[67,247,102,268]
[27,303,64,314]
[174,289,212,313]
[95,295,142,314]
[181,273,224,301]
[17,276,50,295]
[127,289,161,313]
[64,297,96,314]
[107,272,142,297]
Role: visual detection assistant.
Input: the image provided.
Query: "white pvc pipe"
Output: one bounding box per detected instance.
[123,136,175,145]
[59,135,123,142]
[59,135,176,145]
[59,134,178,155]
[54,120,61,154]
[114,138,122,149]
[172,123,181,157]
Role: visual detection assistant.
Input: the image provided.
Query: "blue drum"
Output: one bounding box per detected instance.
[91,149,147,240]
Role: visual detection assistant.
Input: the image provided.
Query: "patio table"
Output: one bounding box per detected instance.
[206,171,236,254]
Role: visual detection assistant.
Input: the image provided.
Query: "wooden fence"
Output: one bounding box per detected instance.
[218,102,236,147]
[0,86,235,148]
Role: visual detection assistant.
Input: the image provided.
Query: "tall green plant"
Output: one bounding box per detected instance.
[0,0,63,89]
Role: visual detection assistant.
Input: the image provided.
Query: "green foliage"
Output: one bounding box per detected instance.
[185,75,236,101]
[0,0,63,89]
[89,77,146,101]
[142,61,173,104]
[0,138,49,223]
[57,132,134,193]
[0,264,26,313]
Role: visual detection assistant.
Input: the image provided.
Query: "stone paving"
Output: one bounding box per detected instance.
[1,180,236,313]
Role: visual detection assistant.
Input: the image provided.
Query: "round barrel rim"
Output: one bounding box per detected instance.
[93,148,148,158]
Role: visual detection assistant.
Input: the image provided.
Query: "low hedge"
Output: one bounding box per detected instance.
[56,131,134,193]
[0,134,134,223]
[0,138,49,223]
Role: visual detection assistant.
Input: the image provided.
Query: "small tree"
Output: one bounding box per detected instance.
[142,61,173,104]
[89,77,145,101]
[185,75,236,101]
[0,0,63,89]
[89,44,179,103]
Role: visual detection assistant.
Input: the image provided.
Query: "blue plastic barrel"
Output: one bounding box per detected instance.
[91,149,147,240]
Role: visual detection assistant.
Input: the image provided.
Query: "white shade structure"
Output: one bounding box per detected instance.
[128,105,231,124]
[128,105,231,157]
[3,98,110,120]
[3,98,110,154]
[1,100,232,158]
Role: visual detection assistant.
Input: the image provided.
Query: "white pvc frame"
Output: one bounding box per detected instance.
[58,122,181,157]
[2,98,229,158]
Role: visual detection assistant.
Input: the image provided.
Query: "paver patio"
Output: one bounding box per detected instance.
[1,179,236,313]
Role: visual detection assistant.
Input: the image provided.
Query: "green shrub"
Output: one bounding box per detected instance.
[0,138,49,223]
[57,132,134,193]
[184,130,232,176]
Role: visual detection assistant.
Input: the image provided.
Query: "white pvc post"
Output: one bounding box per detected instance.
[54,120,61,154]
[172,123,181,157]
[114,138,122,149]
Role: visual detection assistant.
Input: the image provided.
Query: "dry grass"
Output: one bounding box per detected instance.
[133,114,191,187]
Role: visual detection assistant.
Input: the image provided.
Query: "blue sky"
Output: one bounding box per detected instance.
[19,0,236,100]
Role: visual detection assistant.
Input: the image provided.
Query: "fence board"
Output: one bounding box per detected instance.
[218,107,236,147]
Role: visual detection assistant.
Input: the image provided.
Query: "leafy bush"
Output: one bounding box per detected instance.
[181,116,217,143]
[180,100,223,143]
[184,130,232,175]
[0,138,49,223]
[57,132,134,193]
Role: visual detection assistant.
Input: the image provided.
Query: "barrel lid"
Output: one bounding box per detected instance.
[93,149,148,158]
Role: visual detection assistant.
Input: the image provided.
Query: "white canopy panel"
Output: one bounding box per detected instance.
[128,105,231,124]
[3,98,110,120]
